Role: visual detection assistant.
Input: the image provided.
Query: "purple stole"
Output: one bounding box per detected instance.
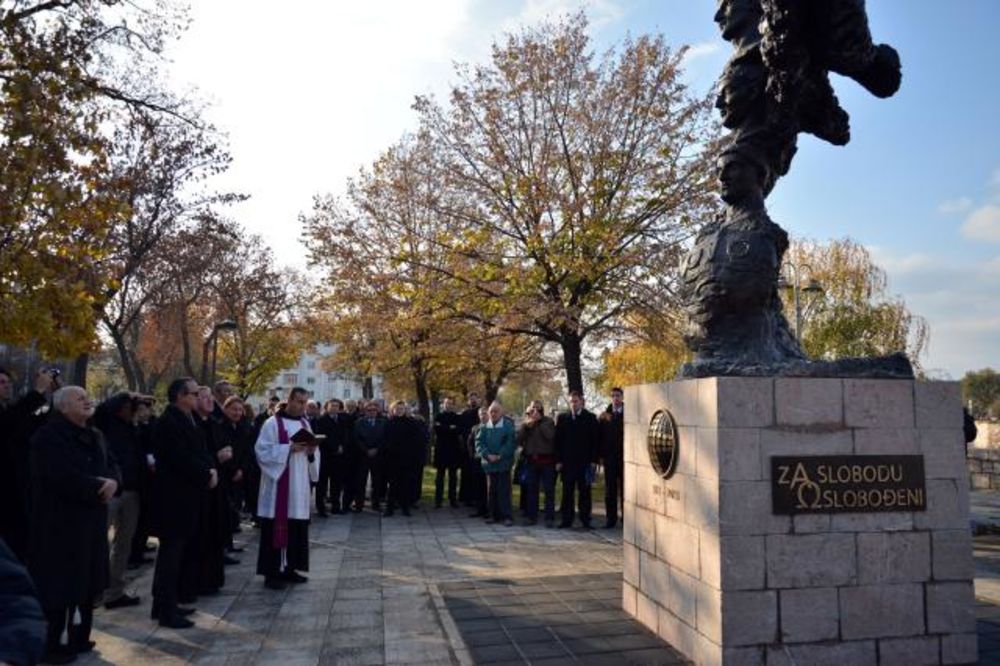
[273,416,308,550]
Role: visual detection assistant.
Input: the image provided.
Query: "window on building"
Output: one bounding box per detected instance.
[306,377,316,385]
[343,388,351,399]
[308,390,315,398]
[307,361,316,369]
[282,373,298,385]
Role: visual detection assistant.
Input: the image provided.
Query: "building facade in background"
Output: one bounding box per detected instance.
[247,344,382,409]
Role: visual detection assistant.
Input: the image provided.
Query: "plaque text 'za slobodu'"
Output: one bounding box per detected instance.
[771,455,926,515]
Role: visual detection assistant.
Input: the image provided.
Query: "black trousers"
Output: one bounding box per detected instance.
[44,595,95,652]
[317,452,350,512]
[257,518,309,577]
[152,535,187,614]
[387,464,422,510]
[467,459,488,514]
[356,455,385,508]
[604,459,624,526]
[560,469,592,527]
[434,465,459,506]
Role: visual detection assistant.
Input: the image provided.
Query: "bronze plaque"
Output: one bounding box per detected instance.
[647,410,679,479]
[771,455,926,515]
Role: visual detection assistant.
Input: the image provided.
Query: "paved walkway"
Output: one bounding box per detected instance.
[80,506,684,665]
[78,495,1000,665]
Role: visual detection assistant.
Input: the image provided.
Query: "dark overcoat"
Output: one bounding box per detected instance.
[433,411,464,469]
[554,409,600,472]
[150,404,213,540]
[598,405,624,466]
[27,413,116,609]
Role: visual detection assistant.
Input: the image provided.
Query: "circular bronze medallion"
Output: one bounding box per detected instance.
[647,410,679,478]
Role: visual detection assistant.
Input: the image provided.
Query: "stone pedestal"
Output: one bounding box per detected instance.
[622,378,977,666]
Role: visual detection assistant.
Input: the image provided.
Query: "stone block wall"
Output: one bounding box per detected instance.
[968,447,1000,490]
[622,378,977,666]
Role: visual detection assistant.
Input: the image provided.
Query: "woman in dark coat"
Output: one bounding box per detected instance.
[211,397,254,546]
[28,386,119,662]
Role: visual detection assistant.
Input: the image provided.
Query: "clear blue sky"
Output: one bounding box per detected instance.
[602,0,1000,378]
[174,0,999,379]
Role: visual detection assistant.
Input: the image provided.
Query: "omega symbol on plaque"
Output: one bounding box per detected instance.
[647,410,679,479]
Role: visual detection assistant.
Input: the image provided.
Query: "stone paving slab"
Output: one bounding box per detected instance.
[73,499,1000,665]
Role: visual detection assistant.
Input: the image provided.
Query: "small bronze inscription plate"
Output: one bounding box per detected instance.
[647,410,679,479]
[771,455,926,515]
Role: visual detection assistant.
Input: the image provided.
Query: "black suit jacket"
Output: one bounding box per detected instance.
[150,405,214,539]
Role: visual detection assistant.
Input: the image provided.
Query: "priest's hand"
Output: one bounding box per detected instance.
[290,442,308,454]
[97,478,117,503]
[217,446,233,463]
[208,469,218,489]
[232,469,243,483]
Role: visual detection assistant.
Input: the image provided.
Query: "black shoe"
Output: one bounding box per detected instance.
[469,512,487,518]
[283,570,308,584]
[524,519,537,526]
[150,605,194,620]
[604,521,618,529]
[383,510,394,517]
[558,522,572,529]
[402,508,411,517]
[434,502,442,509]
[581,522,593,530]
[264,576,287,590]
[223,555,240,565]
[177,595,197,605]
[71,640,96,654]
[158,614,194,629]
[450,501,460,508]
[105,593,141,609]
[40,647,77,664]
[197,587,220,596]
[351,506,363,513]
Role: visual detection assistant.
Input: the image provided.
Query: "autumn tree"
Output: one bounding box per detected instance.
[962,369,1000,420]
[781,238,929,368]
[411,14,720,394]
[0,0,192,357]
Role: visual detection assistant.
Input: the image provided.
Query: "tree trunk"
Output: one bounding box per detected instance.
[363,375,374,400]
[72,353,88,389]
[109,328,139,391]
[411,369,429,421]
[560,331,584,395]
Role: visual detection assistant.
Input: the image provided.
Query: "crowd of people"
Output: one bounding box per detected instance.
[0,365,624,665]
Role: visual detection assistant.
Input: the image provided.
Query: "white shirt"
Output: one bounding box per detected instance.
[255,415,320,520]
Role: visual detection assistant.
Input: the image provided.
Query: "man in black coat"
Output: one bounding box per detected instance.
[382,402,426,517]
[600,388,625,529]
[433,397,464,509]
[353,402,387,511]
[555,391,600,529]
[150,378,218,629]
[458,392,483,511]
[28,386,119,663]
[0,368,57,562]
[315,399,350,515]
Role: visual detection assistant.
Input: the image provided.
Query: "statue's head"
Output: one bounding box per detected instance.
[718,150,766,207]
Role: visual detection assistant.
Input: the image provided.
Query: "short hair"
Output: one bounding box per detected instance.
[167,377,196,403]
[569,390,584,399]
[213,380,231,393]
[331,399,344,409]
[288,387,308,400]
[610,387,624,395]
[391,399,406,409]
[52,386,85,413]
[223,396,244,409]
[268,395,280,403]
[196,385,212,397]
[0,366,11,380]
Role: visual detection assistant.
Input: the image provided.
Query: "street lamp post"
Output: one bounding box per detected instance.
[777,263,824,344]
[209,319,239,387]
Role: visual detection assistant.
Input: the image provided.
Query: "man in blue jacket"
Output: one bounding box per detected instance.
[475,401,516,526]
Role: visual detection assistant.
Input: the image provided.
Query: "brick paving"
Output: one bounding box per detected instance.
[74,503,1000,664]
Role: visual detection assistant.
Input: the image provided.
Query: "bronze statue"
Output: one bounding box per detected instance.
[678,0,912,378]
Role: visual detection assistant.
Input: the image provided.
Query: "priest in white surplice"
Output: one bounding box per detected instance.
[255,387,320,589]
